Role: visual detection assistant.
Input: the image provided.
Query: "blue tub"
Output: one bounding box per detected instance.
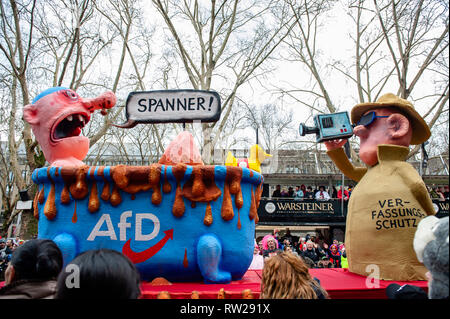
[32,164,263,283]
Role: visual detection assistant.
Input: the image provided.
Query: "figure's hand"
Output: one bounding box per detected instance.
[323,139,348,151]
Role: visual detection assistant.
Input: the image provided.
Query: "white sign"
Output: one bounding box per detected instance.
[115,90,221,128]
[16,200,33,210]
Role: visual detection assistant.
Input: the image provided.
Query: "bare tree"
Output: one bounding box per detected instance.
[151,0,297,163]
[277,0,448,162]
[0,0,159,236]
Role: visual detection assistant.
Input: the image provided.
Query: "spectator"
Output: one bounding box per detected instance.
[328,244,342,268]
[294,186,304,201]
[348,185,354,197]
[280,188,288,197]
[315,185,331,200]
[262,236,281,259]
[304,186,315,199]
[284,245,299,257]
[0,239,6,258]
[341,247,349,269]
[282,228,293,244]
[317,256,333,268]
[249,241,264,270]
[337,185,349,201]
[260,252,328,299]
[4,239,14,256]
[257,240,264,255]
[272,228,281,243]
[300,184,307,196]
[296,238,306,254]
[0,239,63,299]
[443,185,449,199]
[429,186,441,199]
[301,241,322,266]
[56,249,141,299]
[436,187,445,201]
[331,186,338,199]
[287,187,295,198]
[272,185,281,198]
[0,239,7,280]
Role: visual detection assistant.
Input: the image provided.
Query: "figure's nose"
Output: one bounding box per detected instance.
[353,125,369,139]
[82,91,117,114]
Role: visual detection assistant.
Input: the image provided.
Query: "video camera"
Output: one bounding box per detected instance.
[299,112,354,143]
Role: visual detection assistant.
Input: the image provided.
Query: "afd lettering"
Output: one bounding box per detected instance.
[87,211,160,241]
[276,202,333,212]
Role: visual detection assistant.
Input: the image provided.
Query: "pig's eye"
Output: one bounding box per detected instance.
[62,90,79,101]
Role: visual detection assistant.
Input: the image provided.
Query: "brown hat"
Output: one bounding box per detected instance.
[351,93,430,145]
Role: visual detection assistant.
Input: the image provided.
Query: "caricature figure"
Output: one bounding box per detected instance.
[324,93,435,280]
[23,87,116,167]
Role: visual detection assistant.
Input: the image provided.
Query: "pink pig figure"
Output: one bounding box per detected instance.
[23,87,117,167]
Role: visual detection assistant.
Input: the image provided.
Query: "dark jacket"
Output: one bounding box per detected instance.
[302,248,320,263]
[0,279,57,299]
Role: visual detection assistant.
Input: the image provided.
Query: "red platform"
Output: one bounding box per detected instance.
[0,268,428,299]
[140,268,429,299]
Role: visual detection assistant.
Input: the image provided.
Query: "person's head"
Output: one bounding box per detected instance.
[307,186,312,191]
[296,186,300,191]
[284,245,293,253]
[306,241,314,250]
[6,239,13,247]
[332,239,339,245]
[267,238,277,250]
[319,186,325,191]
[0,240,5,249]
[321,257,330,267]
[285,227,291,235]
[351,94,430,166]
[261,252,328,299]
[276,185,281,190]
[56,249,141,299]
[301,185,306,191]
[5,239,63,285]
[330,244,339,254]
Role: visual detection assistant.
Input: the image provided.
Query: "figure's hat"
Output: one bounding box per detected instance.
[351,93,431,145]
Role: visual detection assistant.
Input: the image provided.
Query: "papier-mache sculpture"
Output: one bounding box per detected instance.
[25,87,263,284]
[414,216,449,299]
[23,87,117,167]
[324,93,435,280]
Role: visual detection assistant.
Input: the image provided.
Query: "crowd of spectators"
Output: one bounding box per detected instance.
[271,184,353,201]
[428,185,449,200]
[0,236,26,281]
[252,228,347,270]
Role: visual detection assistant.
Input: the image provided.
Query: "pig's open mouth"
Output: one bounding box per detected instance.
[51,112,90,142]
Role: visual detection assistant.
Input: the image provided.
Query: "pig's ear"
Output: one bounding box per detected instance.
[23,104,39,125]
[386,113,411,140]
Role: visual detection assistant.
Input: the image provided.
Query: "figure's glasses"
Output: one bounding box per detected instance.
[357,111,389,127]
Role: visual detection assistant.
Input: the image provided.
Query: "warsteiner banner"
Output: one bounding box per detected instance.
[257,198,347,225]
[257,198,448,226]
